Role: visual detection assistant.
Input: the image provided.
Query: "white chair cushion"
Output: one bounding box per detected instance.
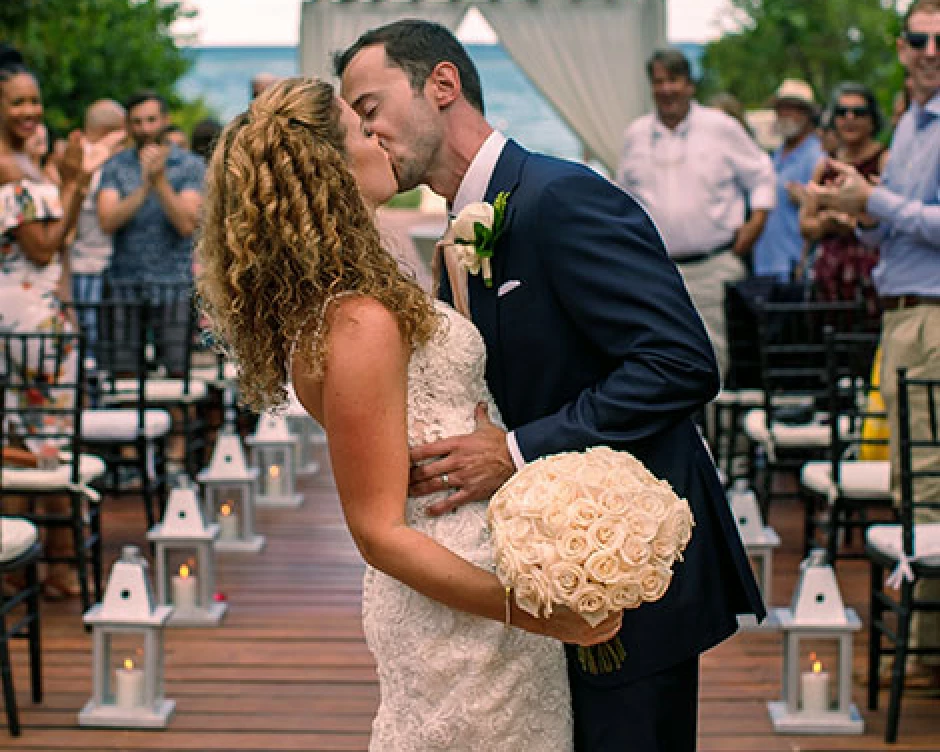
[744,409,851,450]
[2,453,106,496]
[866,523,940,566]
[104,377,208,403]
[82,409,172,440]
[801,460,892,502]
[0,517,39,563]
[191,361,237,384]
[714,389,764,407]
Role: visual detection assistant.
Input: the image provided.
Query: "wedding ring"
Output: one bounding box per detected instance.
[441,473,450,489]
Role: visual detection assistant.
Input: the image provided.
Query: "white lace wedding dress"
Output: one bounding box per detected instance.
[361,300,572,751]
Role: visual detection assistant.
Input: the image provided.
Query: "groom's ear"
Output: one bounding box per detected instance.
[427,61,461,110]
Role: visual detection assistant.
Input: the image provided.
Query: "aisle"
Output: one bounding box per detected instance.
[3,460,939,750]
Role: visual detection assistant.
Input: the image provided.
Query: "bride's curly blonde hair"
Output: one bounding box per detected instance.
[196,77,436,411]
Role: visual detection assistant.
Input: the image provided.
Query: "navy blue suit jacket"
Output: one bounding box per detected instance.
[441,140,765,686]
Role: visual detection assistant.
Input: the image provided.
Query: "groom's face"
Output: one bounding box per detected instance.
[341,44,443,192]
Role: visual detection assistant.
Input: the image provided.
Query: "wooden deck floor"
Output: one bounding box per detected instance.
[3,450,939,751]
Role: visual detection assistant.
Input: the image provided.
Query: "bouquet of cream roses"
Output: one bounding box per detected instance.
[488,446,693,673]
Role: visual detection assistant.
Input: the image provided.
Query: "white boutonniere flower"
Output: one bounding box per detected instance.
[441,191,510,288]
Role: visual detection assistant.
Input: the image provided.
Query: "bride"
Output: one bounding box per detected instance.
[196,77,621,751]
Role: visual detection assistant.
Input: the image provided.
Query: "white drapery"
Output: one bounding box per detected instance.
[299,0,665,174]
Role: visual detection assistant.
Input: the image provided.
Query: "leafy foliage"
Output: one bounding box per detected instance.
[2,0,200,134]
[699,0,906,118]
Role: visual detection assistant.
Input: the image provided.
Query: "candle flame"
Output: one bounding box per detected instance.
[179,564,190,579]
[813,660,823,674]
[221,502,232,516]
[124,658,134,670]
[269,464,281,479]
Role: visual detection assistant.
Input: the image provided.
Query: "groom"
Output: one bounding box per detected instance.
[338,21,764,751]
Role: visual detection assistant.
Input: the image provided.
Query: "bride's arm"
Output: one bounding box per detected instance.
[293,297,619,647]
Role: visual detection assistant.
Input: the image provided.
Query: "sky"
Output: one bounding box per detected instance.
[176,0,731,46]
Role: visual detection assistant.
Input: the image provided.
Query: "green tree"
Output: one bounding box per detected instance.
[1,0,202,134]
[699,0,906,118]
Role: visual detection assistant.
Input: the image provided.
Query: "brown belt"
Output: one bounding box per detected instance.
[879,295,940,312]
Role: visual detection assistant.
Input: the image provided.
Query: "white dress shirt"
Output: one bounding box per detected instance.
[616,102,776,257]
[452,130,508,215]
[448,131,527,469]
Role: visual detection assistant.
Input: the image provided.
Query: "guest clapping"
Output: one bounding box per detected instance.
[799,83,888,315]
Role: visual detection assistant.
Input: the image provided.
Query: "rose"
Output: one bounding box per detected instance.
[639,564,673,602]
[619,537,651,569]
[548,560,587,603]
[673,505,694,547]
[535,502,569,539]
[634,487,670,520]
[567,497,602,529]
[623,511,660,543]
[514,570,552,618]
[586,518,627,552]
[573,462,609,488]
[597,488,631,516]
[557,528,591,562]
[451,201,495,243]
[496,546,523,582]
[502,515,535,545]
[609,575,644,610]
[650,532,678,565]
[573,583,611,627]
[584,549,623,585]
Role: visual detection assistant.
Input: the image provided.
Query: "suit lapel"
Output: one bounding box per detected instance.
[470,140,528,418]
[470,140,527,320]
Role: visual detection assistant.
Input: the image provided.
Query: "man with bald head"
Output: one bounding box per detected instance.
[250,72,280,99]
[70,99,126,324]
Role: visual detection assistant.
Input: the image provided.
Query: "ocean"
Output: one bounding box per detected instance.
[177,44,582,160]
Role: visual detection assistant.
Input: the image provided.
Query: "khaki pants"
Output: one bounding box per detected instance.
[880,304,940,662]
[675,250,747,382]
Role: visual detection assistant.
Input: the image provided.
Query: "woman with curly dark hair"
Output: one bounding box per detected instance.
[197,77,618,751]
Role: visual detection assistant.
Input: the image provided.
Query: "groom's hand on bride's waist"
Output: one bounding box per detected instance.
[409,403,515,515]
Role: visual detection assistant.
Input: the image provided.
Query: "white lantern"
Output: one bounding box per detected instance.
[147,486,228,626]
[728,480,781,629]
[286,385,321,476]
[79,545,174,728]
[246,412,303,507]
[767,549,864,734]
[197,429,265,553]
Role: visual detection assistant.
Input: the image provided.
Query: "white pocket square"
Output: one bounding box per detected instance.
[497,279,523,297]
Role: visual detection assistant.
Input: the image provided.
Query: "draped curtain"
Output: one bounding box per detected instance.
[299,0,665,174]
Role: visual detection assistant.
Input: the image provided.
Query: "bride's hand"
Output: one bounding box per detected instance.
[518,605,623,647]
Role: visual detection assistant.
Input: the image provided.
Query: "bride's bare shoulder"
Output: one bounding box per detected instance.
[325,295,404,346]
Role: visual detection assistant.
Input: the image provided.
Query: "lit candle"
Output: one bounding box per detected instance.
[114,658,144,709]
[800,655,830,715]
[171,564,197,612]
[267,463,284,497]
[218,502,238,540]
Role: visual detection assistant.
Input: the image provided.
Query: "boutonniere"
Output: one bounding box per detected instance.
[443,191,510,288]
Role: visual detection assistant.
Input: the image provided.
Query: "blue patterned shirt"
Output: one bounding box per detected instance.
[99,145,204,282]
[859,91,940,296]
[753,134,825,280]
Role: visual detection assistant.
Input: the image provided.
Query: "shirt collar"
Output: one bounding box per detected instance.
[913,90,940,129]
[652,101,697,139]
[452,131,507,216]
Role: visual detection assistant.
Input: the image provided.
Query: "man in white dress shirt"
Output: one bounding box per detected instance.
[617,49,776,380]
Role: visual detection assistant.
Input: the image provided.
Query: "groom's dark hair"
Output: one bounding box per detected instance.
[334,20,485,115]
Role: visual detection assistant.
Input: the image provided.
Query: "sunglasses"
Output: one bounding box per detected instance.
[833,105,872,118]
[903,31,940,50]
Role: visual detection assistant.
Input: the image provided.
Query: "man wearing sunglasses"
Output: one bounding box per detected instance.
[811,0,940,692]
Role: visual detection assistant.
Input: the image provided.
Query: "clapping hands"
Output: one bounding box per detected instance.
[140,143,169,185]
[806,159,876,216]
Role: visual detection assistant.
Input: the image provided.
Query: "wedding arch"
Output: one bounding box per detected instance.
[299,0,666,174]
